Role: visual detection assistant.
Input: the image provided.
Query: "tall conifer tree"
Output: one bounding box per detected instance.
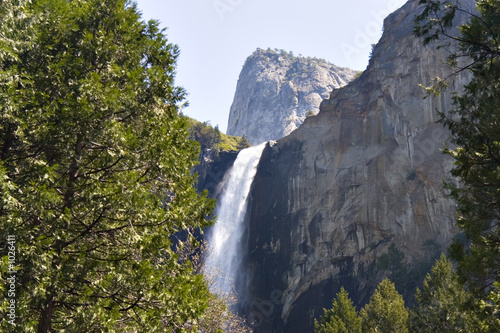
[360,279,409,333]
[0,0,215,331]
[314,287,361,333]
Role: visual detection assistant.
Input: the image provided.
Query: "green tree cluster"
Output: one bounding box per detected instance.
[316,280,408,333]
[0,0,216,332]
[187,117,250,152]
[315,256,484,332]
[189,120,222,150]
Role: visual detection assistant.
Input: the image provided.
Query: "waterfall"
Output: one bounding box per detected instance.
[205,143,266,296]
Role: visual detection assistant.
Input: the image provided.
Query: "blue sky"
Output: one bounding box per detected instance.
[135,0,408,133]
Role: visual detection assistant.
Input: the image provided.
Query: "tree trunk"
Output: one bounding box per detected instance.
[1,122,15,160]
[36,296,54,333]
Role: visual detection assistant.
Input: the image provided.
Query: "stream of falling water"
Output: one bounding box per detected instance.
[204,143,266,296]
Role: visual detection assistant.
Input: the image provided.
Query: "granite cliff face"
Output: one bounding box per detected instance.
[227,49,357,145]
[241,0,474,332]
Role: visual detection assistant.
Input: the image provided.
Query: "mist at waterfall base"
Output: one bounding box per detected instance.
[204,143,266,301]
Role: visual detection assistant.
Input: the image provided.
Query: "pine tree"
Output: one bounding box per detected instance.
[237,134,251,150]
[314,287,361,333]
[410,254,479,332]
[213,124,222,147]
[479,282,500,332]
[360,279,409,333]
[0,0,215,331]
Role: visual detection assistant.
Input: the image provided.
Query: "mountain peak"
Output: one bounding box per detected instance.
[226,48,358,145]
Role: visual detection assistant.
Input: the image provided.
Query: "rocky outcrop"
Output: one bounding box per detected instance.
[241,0,475,332]
[194,148,238,197]
[227,49,357,145]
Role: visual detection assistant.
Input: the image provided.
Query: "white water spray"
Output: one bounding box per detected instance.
[205,143,266,295]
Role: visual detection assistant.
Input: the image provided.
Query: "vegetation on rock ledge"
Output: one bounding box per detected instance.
[187,117,250,152]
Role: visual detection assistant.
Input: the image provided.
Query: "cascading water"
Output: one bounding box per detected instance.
[205,143,266,296]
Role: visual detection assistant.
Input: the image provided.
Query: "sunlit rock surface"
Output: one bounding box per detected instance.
[227,48,357,145]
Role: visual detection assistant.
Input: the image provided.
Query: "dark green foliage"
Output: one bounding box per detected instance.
[416,0,500,293]
[445,3,500,290]
[411,240,442,286]
[376,244,417,299]
[414,0,460,46]
[318,280,409,333]
[410,254,478,332]
[0,0,215,331]
[314,288,361,333]
[360,279,409,333]
[410,254,500,332]
[479,282,500,331]
[237,134,251,150]
[376,244,407,284]
[189,119,222,150]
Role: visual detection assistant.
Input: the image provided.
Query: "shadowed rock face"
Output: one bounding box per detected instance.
[227,49,358,145]
[194,149,238,197]
[241,0,475,332]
